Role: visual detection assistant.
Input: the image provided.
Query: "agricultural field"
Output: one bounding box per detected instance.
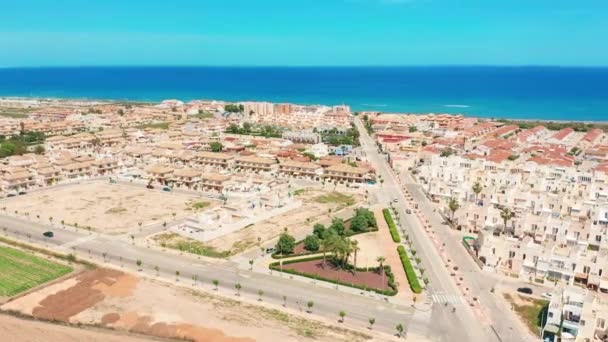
[0,245,73,297]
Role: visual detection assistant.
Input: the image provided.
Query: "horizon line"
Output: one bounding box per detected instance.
[2,64,608,69]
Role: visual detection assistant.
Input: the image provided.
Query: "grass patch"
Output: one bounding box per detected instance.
[187,201,210,211]
[152,232,230,258]
[397,245,422,293]
[503,293,548,335]
[293,189,306,196]
[0,245,73,296]
[383,209,401,243]
[137,122,170,130]
[315,192,355,207]
[191,112,214,119]
[0,107,35,118]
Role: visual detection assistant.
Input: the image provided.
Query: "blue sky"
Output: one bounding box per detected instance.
[1,0,607,67]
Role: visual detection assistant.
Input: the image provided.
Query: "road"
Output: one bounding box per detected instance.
[354,117,532,342]
[0,212,458,341]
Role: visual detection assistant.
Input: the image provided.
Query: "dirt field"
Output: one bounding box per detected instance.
[3,182,208,234]
[2,268,378,342]
[0,314,156,342]
[200,189,363,255]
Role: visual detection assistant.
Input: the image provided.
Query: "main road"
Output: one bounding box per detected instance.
[354,116,531,342]
[1,210,463,341]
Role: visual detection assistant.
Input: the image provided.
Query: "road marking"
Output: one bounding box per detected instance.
[430,293,466,305]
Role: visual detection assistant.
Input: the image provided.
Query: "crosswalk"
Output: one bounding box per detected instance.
[428,292,467,305]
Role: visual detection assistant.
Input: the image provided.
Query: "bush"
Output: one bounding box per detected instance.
[383,209,401,243]
[397,246,422,293]
[303,235,320,252]
[275,232,296,255]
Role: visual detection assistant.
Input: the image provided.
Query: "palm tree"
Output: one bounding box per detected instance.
[102,252,107,262]
[448,197,460,221]
[192,274,198,285]
[175,271,180,281]
[130,235,135,245]
[136,259,142,271]
[257,289,264,301]
[351,240,360,274]
[249,259,254,270]
[339,310,346,323]
[235,283,242,296]
[368,317,376,330]
[282,295,287,307]
[213,279,219,291]
[307,300,314,313]
[500,207,515,234]
[154,265,160,276]
[377,256,386,285]
[472,182,482,202]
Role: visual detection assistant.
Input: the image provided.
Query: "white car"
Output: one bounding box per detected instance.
[541,292,553,299]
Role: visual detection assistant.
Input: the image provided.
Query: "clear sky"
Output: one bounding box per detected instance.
[1,0,607,67]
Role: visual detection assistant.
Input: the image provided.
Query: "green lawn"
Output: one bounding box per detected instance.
[314,192,355,207]
[0,245,73,297]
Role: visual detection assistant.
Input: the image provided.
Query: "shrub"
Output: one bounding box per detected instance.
[397,246,422,293]
[383,209,401,243]
[303,235,320,252]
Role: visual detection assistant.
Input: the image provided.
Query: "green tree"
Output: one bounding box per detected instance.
[34,145,45,155]
[396,323,405,337]
[303,234,320,252]
[210,141,223,152]
[368,317,376,330]
[313,224,326,239]
[472,182,483,201]
[275,232,296,255]
[235,283,242,296]
[500,207,515,233]
[329,218,346,236]
[339,310,346,322]
[448,197,460,221]
[307,300,314,313]
[257,289,264,301]
[136,259,142,271]
[213,279,219,290]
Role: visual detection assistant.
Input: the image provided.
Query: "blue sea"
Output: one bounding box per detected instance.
[0,66,607,121]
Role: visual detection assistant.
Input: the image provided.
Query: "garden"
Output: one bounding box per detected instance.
[272,207,377,259]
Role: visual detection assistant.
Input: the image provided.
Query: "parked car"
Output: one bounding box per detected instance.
[393,198,399,203]
[162,187,171,192]
[18,191,27,195]
[517,287,533,295]
[541,292,553,299]
[406,209,412,214]
[146,185,154,189]
[42,231,54,238]
[265,247,275,254]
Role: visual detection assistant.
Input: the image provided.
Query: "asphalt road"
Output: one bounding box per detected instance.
[0,213,446,340]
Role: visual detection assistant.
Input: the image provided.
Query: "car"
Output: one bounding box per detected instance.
[541,292,553,299]
[6,193,16,197]
[393,198,399,203]
[162,187,171,192]
[146,185,154,189]
[265,247,275,254]
[517,287,533,295]
[406,209,412,214]
[18,191,27,195]
[42,231,54,238]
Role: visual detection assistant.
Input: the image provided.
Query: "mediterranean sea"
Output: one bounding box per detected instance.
[0,66,607,121]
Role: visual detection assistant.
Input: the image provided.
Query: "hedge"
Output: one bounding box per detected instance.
[269,255,398,296]
[397,245,422,294]
[383,209,401,243]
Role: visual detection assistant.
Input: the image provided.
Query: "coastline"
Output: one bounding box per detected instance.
[2,95,608,124]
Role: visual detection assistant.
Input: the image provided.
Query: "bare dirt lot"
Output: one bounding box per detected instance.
[2,268,378,342]
[0,314,155,342]
[3,182,210,234]
[200,189,364,256]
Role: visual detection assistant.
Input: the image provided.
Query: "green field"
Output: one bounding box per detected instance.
[0,245,73,297]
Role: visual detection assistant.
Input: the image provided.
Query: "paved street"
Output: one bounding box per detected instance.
[0,212,461,340]
[354,116,534,342]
